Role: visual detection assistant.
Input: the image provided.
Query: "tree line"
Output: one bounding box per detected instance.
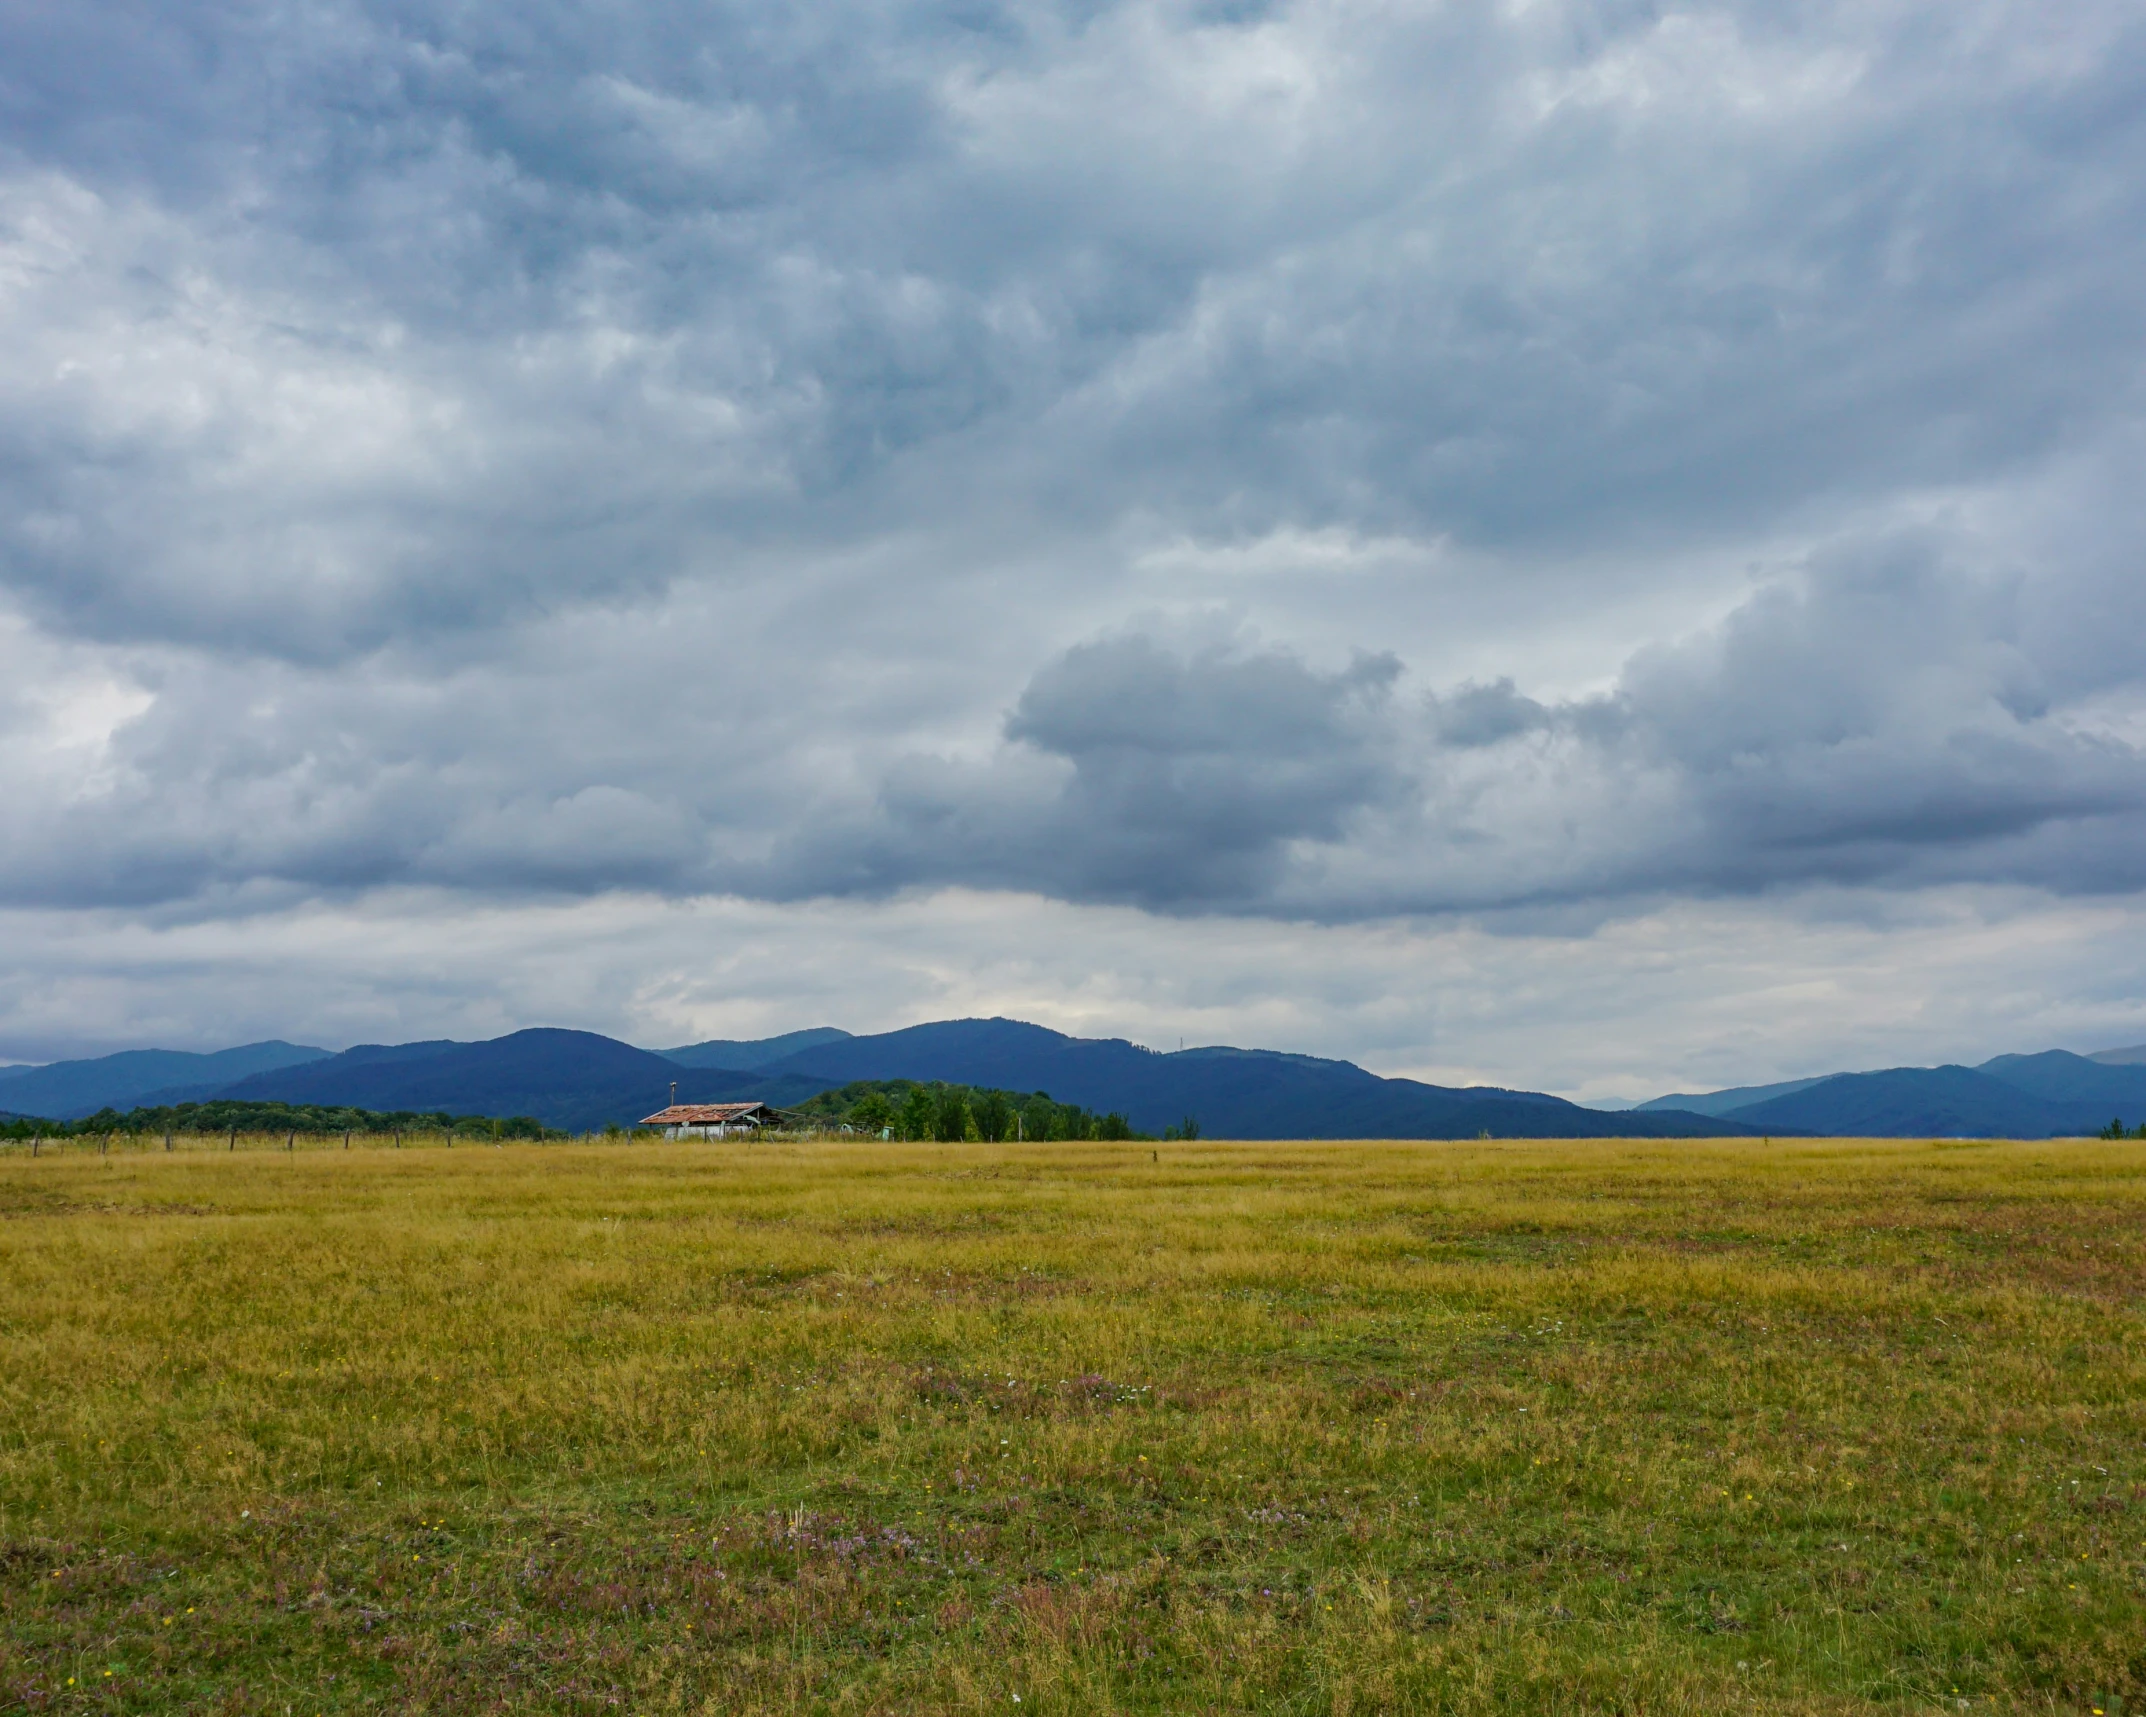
[0,1088,1208,1145]
[0,1099,555,1140]
[790,1079,1198,1143]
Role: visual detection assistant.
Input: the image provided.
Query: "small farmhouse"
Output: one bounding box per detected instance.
[638,1101,790,1139]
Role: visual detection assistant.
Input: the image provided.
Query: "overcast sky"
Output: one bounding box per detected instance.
[5,0,2146,1096]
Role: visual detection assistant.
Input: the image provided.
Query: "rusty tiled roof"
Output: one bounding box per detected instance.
[639,1102,771,1126]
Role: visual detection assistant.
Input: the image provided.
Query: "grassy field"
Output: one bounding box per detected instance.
[0,1134,2140,1715]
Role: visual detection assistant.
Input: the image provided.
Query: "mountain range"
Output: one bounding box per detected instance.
[0,1041,330,1120]
[3,1020,1755,1138]
[691,1018,1760,1140]
[1632,1045,2146,1138]
[6,1021,2143,1138]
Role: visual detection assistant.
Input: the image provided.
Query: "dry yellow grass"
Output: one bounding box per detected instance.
[0,1133,2140,1713]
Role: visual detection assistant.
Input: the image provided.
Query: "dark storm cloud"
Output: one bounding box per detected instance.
[761,636,1407,909]
[3,0,2146,930]
[1596,537,2146,898]
[1431,681,1551,751]
[746,533,2146,917]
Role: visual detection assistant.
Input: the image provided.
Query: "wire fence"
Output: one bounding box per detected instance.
[0,1124,893,1157]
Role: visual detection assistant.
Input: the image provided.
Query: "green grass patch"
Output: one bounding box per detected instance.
[0,1135,2141,1712]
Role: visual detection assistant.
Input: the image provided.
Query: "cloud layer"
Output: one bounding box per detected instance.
[5,0,2146,1065]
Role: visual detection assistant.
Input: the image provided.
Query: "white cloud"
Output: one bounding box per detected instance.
[2,0,2144,1079]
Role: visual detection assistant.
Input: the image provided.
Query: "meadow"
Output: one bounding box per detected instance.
[0,1132,2139,1714]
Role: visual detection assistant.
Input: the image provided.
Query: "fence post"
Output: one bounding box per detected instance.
[343,1130,350,1150]
[163,1131,171,1152]
[31,1135,39,1158]
[394,1130,401,1149]
[286,1131,294,1153]
[229,1127,236,1152]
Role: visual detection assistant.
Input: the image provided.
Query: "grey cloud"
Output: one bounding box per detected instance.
[762,636,1407,910]
[2,0,2146,1012]
[1444,540,2146,911]
[4,524,2145,923]
[6,0,2146,664]
[1007,636,1401,770]
[1431,680,1550,749]
[1001,637,1405,900]
[758,537,2146,918]
[1598,539,2146,895]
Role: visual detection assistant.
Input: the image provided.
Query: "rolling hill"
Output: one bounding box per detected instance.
[0,1041,330,1120]
[1723,1066,2100,1139]
[50,1017,2146,1139]
[751,1018,1760,1140]
[1642,1046,2146,1137]
[1975,1049,2146,1111]
[1632,1075,1837,1118]
[75,1018,1748,1137]
[215,1029,837,1133]
[661,1028,852,1069]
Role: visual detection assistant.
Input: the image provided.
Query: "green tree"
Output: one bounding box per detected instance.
[897,1086,936,1141]
[934,1087,972,1142]
[973,1090,1013,1142]
[851,1092,892,1133]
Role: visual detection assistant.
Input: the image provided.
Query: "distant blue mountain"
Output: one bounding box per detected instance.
[324,1040,465,1067]
[662,1028,852,1069]
[755,1018,1759,1139]
[1723,1065,2106,1138]
[0,1041,329,1120]
[199,1017,1754,1137]
[1640,1046,2146,1137]
[216,1029,837,1132]
[1634,1075,1837,1118]
[1975,1049,2146,1110]
[65,1015,2144,1140]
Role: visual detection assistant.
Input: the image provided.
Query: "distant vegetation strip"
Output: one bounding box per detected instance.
[0,1084,1197,1146]
[0,1099,558,1140]
[790,1079,1193,1142]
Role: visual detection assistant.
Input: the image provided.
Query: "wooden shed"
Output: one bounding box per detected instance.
[638,1101,790,1139]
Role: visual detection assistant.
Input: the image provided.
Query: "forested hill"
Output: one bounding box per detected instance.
[1638,1049,2146,1138]
[748,1020,1755,1140]
[0,1100,556,1140]
[212,1030,835,1135]
[4,1020,1754,1136]
[35,1017,2146,1136]
[0,1042,328,1119]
